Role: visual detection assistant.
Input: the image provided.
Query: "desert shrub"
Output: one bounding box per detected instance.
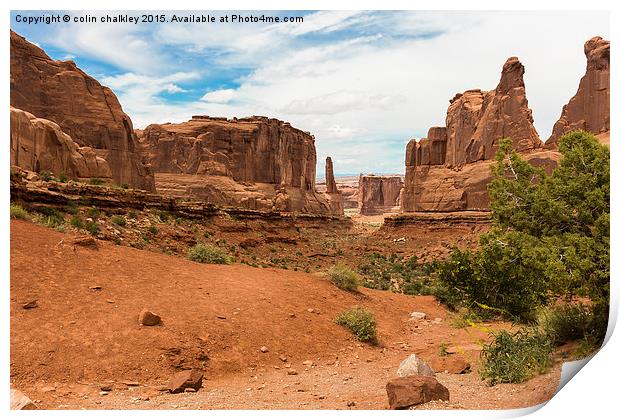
[358,253,436,294]
[58,172,68,183]
[128,210,138,219]
[479,329,553,385]
[64,203,79,215]
[40,171,53,181]
[148,225,158,234]
[537,304,598,346]
[10,203,30,220]
[85,220,100,236]
[86,207,101,219]
[328,263,359,291]
[37,206,65,228]
[120,183,129,189]
[334,306,377,344]
[89,177,104,185]
[70,215,84,229]
[111,215,126,227]
[187,244,234,264]
[435,132,609,326]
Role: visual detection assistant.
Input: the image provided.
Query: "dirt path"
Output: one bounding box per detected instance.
[10,220,561,409]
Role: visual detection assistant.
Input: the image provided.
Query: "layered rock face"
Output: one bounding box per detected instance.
[10,30,154,190]
[140,116,343,215]
[402,57,559,212]
[547,36,610,147]
[10,107,111,180]
[358,175,403,215]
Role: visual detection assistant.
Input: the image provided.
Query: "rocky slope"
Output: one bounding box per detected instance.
[139,116,343,215]
[358,175,403,215]
[10,30,154,191]
[547,36,610,147]
[401,57,560,212]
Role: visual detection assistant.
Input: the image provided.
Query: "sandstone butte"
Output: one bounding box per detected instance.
[9,30,344,216]
[400,36,610,213]
[138,117,344,215]
[357,175,403,216]
[9,30,154,191]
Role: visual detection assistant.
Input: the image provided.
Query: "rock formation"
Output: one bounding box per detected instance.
[11,107,112,180]
[139,116,343,215]
[323,157,344,215]
[401,56,560,212]
[358,175,403,215]
[10,30,154,190]
[547,36,610,147]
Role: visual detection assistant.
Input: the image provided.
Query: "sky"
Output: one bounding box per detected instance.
[11,10,609,176]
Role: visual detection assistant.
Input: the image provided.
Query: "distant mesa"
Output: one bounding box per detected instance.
[358,175,403,216]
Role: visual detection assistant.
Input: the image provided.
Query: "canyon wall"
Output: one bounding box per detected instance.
[547,36,610,147]
[139,116,343,215]
[358,175,403,215]
[401,56,560,212]
[10,30,154,191]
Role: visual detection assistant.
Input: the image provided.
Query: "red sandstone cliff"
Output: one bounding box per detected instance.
[547,36,610,147]
[401,56,560,212]
[139,116,343,216]
[10,30,154,191]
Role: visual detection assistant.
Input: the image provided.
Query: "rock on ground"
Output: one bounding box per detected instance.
[10,389,37,410]
[168,369,204,394]
[138,309,161,326]
[386,376,449,409]
[397,354,435,377]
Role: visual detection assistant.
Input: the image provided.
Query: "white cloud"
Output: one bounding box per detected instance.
[201,89,237,104]
[42,10,609,175]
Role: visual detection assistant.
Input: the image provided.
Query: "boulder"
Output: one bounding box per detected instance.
[396,354,435,377]
[386,376,449,409]
[547,36,610,147]
[139,309,161,326]
[168,369,204,394]
[10,389,37,410]
[429,356,471,374]
[10,30,154,190]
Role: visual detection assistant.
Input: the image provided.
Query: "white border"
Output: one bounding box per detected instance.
[2,1,617,419]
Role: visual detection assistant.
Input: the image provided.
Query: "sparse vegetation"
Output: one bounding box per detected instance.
[58,172,68,183]
[327,263,359,291]
[70,215,85,229]
[10,203,31,220]
[479,329,553,385]
[537,304,599,346]
[89,177,104,186]
[111,215,126,227]
[86,207,101,219]
[37,206,65,228]
[40,171,53,181]
[187,244,234,264]
[120,183,129,189]
[357,253,436,294]
[335,306,377,344]
[85,220,100,236]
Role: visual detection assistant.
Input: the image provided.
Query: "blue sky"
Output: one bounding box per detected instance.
[11,10,609,176]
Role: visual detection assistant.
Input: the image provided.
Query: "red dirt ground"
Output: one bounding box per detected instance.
[10,220,561,409]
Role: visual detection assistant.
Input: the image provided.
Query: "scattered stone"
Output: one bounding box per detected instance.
[430,356,471,374]
[184,388,196,393]
[279,355,288,362]
[386,376,449,409]
[347,401,356,407]
[168,369,203,394]
[10,389,37,410]
[396,354,435,377]
[139,309,161,326]
[99,391,109,396]
[288,313,296,318]
[409,312,426,320]
[260,346,269,353]
[287,369,298,375]
[22,300,38,310]
[89,285,102,291]
[121,380,140,387]
[73,237,98,249]
[216,315,227,320]
[100,385,113,391]
[302,360,314,366]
